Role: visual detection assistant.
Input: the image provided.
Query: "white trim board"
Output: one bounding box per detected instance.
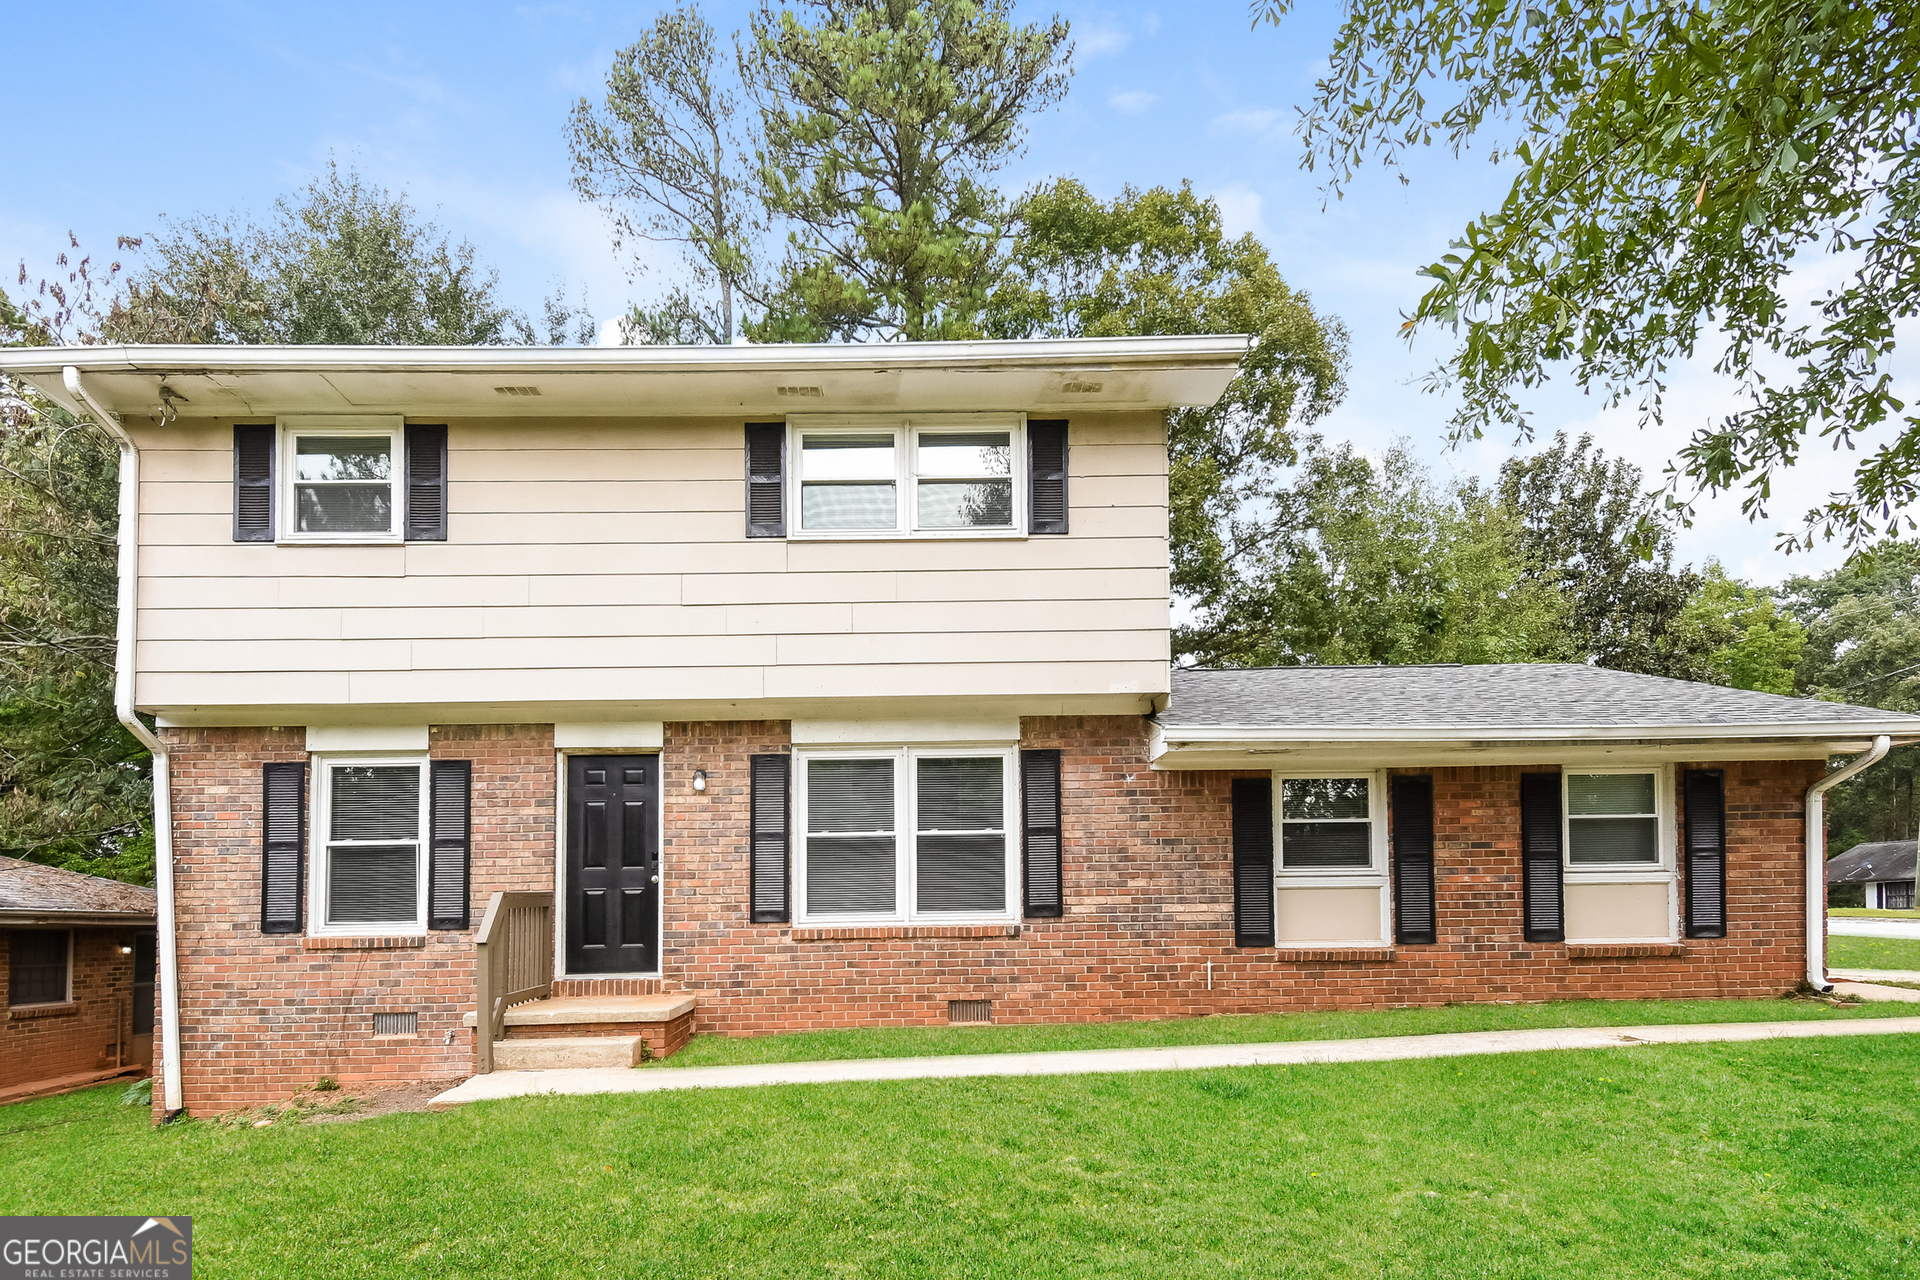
[554,721,665,751]
[789,718,1020,745]
[306,725,428,752]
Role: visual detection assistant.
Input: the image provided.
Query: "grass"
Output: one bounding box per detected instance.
[3,1030,1917,1278]
[1828,934,1920,971]
[660,996,1913,1070]
[1827,907,1919,919]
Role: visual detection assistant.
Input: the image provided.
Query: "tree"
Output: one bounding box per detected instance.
[1782,545,1920,850]
[985,179,1349,657]
[1251,0,1920,554]
[0,287,152,882]
[113,159,531,345]
[567,3,762,344]
[1496,433,1726,680]
[743,0,1071,341]
[1177,436,1565,667]
[1677,564,1806,696]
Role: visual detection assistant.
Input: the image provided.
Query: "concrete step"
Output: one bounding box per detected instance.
[490,1035,647,1070]
[463,993,695,1030]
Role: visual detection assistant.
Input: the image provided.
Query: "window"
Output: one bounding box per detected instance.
[8,929,69,1006]
[281,416,404,541]
[1565,771,1662,866]
[1881,881,1915,911]
[314,757,429,932]
[1278,776,1376,871]
[795,748,1018,923]
[792,417,1023,537]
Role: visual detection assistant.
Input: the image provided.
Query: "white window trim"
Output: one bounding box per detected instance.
[308,754,431,937]
[1273,770,1389,887]
[7,927,73,1008]
[787,413,1027,541]
[792,744,1021,926]
[277,415,406,544]
[1562,765,1675,883]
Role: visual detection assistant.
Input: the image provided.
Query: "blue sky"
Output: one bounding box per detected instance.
[6,1,1889,584]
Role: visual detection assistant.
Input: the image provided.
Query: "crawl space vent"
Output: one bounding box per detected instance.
[372,1012,419,1037]
[493,385,541,397]
[947,999,992,1025]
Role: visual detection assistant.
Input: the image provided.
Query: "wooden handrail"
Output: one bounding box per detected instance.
[474,890,554,1074]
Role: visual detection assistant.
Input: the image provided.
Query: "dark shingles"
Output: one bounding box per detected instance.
[1165,663,1920,730]
[1825,841,1918,884]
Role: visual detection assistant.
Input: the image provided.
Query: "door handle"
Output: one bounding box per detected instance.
[650,875,659,884]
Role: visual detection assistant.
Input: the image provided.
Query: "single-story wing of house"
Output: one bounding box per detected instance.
[1,857,157,1100]
[2,337,1917,1118]
[1825,840,1918,911]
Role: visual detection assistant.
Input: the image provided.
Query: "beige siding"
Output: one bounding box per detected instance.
[133,412,1170,715]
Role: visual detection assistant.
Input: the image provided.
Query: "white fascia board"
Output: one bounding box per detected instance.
[1154,720,1920,745]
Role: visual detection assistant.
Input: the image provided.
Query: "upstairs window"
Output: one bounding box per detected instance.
[279,416,406,542]
[1565,771,1662,866]
[791,418,1023,537]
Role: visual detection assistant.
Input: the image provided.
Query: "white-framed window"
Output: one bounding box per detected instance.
[793,746,1020,923]
[1563,768,1671,872]
[789,415,1025,538]
[279,416,405,542]
[1275,773,1387,881]
[311,755,430,934]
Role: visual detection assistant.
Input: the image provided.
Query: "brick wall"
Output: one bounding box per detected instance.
[664,717,1819,1035]
[160,725,553,1116]
[160,715,1819,1113]
[1,925,151,1091]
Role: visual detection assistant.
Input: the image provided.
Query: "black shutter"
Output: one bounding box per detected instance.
[1684,768,1728,939]
[405,424,449,541]
[234,424,275,542]
[1028,419,1068,535]
[1391,774,1437,945]
[1520,771,1565,943]
[1021,749,1064,918]
[261,761,306,933]
[749,753,790,922]
[746,422,786,537]
[428,760,472,930]
[1231,777,1275,947]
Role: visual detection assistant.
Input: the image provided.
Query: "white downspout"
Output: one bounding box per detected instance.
[64,367,182,1117]
[1805,734,1891,992]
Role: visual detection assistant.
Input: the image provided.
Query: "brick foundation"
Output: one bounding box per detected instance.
[159,715,1821,1113]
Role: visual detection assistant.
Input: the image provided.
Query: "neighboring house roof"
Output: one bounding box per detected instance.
[1825,841,1918,884]
[0,335,1250,421]
[0,857,156,927]
[1152,663,1920,769]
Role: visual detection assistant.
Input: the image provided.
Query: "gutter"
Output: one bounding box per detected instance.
[63,367,183,1119]
[1804,735,1891,992]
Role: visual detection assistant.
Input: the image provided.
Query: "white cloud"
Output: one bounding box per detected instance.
[1211,108,1282,136]
[1107,89,1160,115]
[1212,184,1267,239]
[1077,23,1131,58]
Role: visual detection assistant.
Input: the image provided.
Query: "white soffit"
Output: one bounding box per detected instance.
[4,335,1251,420]
[307,725,429,752]
[790,718,1021,745]
[554,721,665,751]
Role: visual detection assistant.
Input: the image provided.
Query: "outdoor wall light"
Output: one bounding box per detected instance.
[692,769,707,793]
[119,945,133,955]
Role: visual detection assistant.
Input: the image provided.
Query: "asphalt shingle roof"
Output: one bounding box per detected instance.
[1164,663,1920,731]
[1825,840,1918,884]
[0,856,156,918]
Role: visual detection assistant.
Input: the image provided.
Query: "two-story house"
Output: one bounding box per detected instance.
[4,336,1914,1118]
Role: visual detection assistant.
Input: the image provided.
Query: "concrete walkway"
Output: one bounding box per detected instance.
[1832,967,1920,984]
[1828,917,1920,940]
[427,1015,1920,1109]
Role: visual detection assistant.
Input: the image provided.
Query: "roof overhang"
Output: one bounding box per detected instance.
[0,910,156,928]
[1150,721,1920,770]
[0,335,1251,420]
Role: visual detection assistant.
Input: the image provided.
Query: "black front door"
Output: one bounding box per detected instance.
[565,755,661,974]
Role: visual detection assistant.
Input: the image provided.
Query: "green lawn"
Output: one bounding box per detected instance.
[1828,934,1920,971]
[662,996,1915,1069]
[1828,908,1919,919]
[4,1033,1917,1278]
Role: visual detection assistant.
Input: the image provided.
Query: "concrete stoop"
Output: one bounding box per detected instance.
[465,993,697,1070]
[491,1035,650,1070]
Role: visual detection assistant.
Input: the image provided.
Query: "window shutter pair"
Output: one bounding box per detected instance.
[740,421,1070,537]
[259,758,472,932]
[232,425,447,541]
[744,749,1065,922]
